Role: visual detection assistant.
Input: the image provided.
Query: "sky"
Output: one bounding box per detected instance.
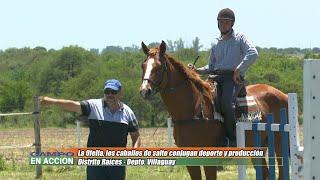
[1,0,319,50]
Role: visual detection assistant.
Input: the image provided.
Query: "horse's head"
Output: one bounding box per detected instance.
[140,40,168,99]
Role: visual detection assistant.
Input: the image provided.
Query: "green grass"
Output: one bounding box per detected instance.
[0,163,257,180]
[0,127,273,179]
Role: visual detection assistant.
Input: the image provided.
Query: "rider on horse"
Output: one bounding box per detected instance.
[189,8,259,146]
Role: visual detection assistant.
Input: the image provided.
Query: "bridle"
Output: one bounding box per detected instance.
[142,55,188,96]
[142,52,215,124]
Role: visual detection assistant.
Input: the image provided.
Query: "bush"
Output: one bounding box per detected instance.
[0,154,7,171]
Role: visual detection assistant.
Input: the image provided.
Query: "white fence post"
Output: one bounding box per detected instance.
[303,59,320,180]
[167,117,173,147]
[288,93,304,179]
[236,122,246,180]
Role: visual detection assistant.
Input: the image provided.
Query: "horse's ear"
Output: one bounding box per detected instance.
[141,41,149,55]
[159,40,166,56]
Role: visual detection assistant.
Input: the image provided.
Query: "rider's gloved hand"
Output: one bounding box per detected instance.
[233,69,242,85]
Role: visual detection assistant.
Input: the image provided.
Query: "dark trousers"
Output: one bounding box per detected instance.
[213,75,242,141]
[87,166,126,180]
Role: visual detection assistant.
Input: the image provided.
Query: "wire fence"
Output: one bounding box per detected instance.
[0,99,174,168]
[0,125,172,162]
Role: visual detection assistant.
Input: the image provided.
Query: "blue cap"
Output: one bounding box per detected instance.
[104,79,122,91]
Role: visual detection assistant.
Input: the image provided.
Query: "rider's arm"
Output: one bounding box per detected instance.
[39,96,82,114]
[236,33,259,75]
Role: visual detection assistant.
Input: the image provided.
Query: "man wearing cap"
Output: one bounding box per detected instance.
[39,79,141,180]
[189,8,258,146]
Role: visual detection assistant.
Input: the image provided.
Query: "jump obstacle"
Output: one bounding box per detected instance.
[236,59,319,180]
[236,94,297,180]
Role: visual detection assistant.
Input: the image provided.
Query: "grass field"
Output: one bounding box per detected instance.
[0,127,270,180]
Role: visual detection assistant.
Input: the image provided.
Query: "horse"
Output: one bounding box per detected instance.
[139,41,288,180]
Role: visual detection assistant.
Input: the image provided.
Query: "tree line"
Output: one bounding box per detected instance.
[0,40,319,128]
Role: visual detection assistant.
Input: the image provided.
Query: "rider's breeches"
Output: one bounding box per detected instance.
[216,75,242,141]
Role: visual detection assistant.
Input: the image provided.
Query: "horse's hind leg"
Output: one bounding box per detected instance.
[204,166,217,180]
[186,166,202,180]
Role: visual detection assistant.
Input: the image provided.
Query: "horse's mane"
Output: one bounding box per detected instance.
[148,47,214,100]
[165,53,213,101]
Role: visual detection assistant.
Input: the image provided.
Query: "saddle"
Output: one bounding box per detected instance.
[207,75,262,122]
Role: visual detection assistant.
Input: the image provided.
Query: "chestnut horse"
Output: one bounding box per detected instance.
[140,41,288,180]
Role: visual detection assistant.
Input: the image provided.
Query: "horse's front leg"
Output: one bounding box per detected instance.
[187,166,202,180]
[204,166,217,180]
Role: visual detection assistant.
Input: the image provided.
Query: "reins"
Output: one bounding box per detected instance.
[143,53,218,126]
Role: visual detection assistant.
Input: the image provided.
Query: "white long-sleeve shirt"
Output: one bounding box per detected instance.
[197,30,258,76]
